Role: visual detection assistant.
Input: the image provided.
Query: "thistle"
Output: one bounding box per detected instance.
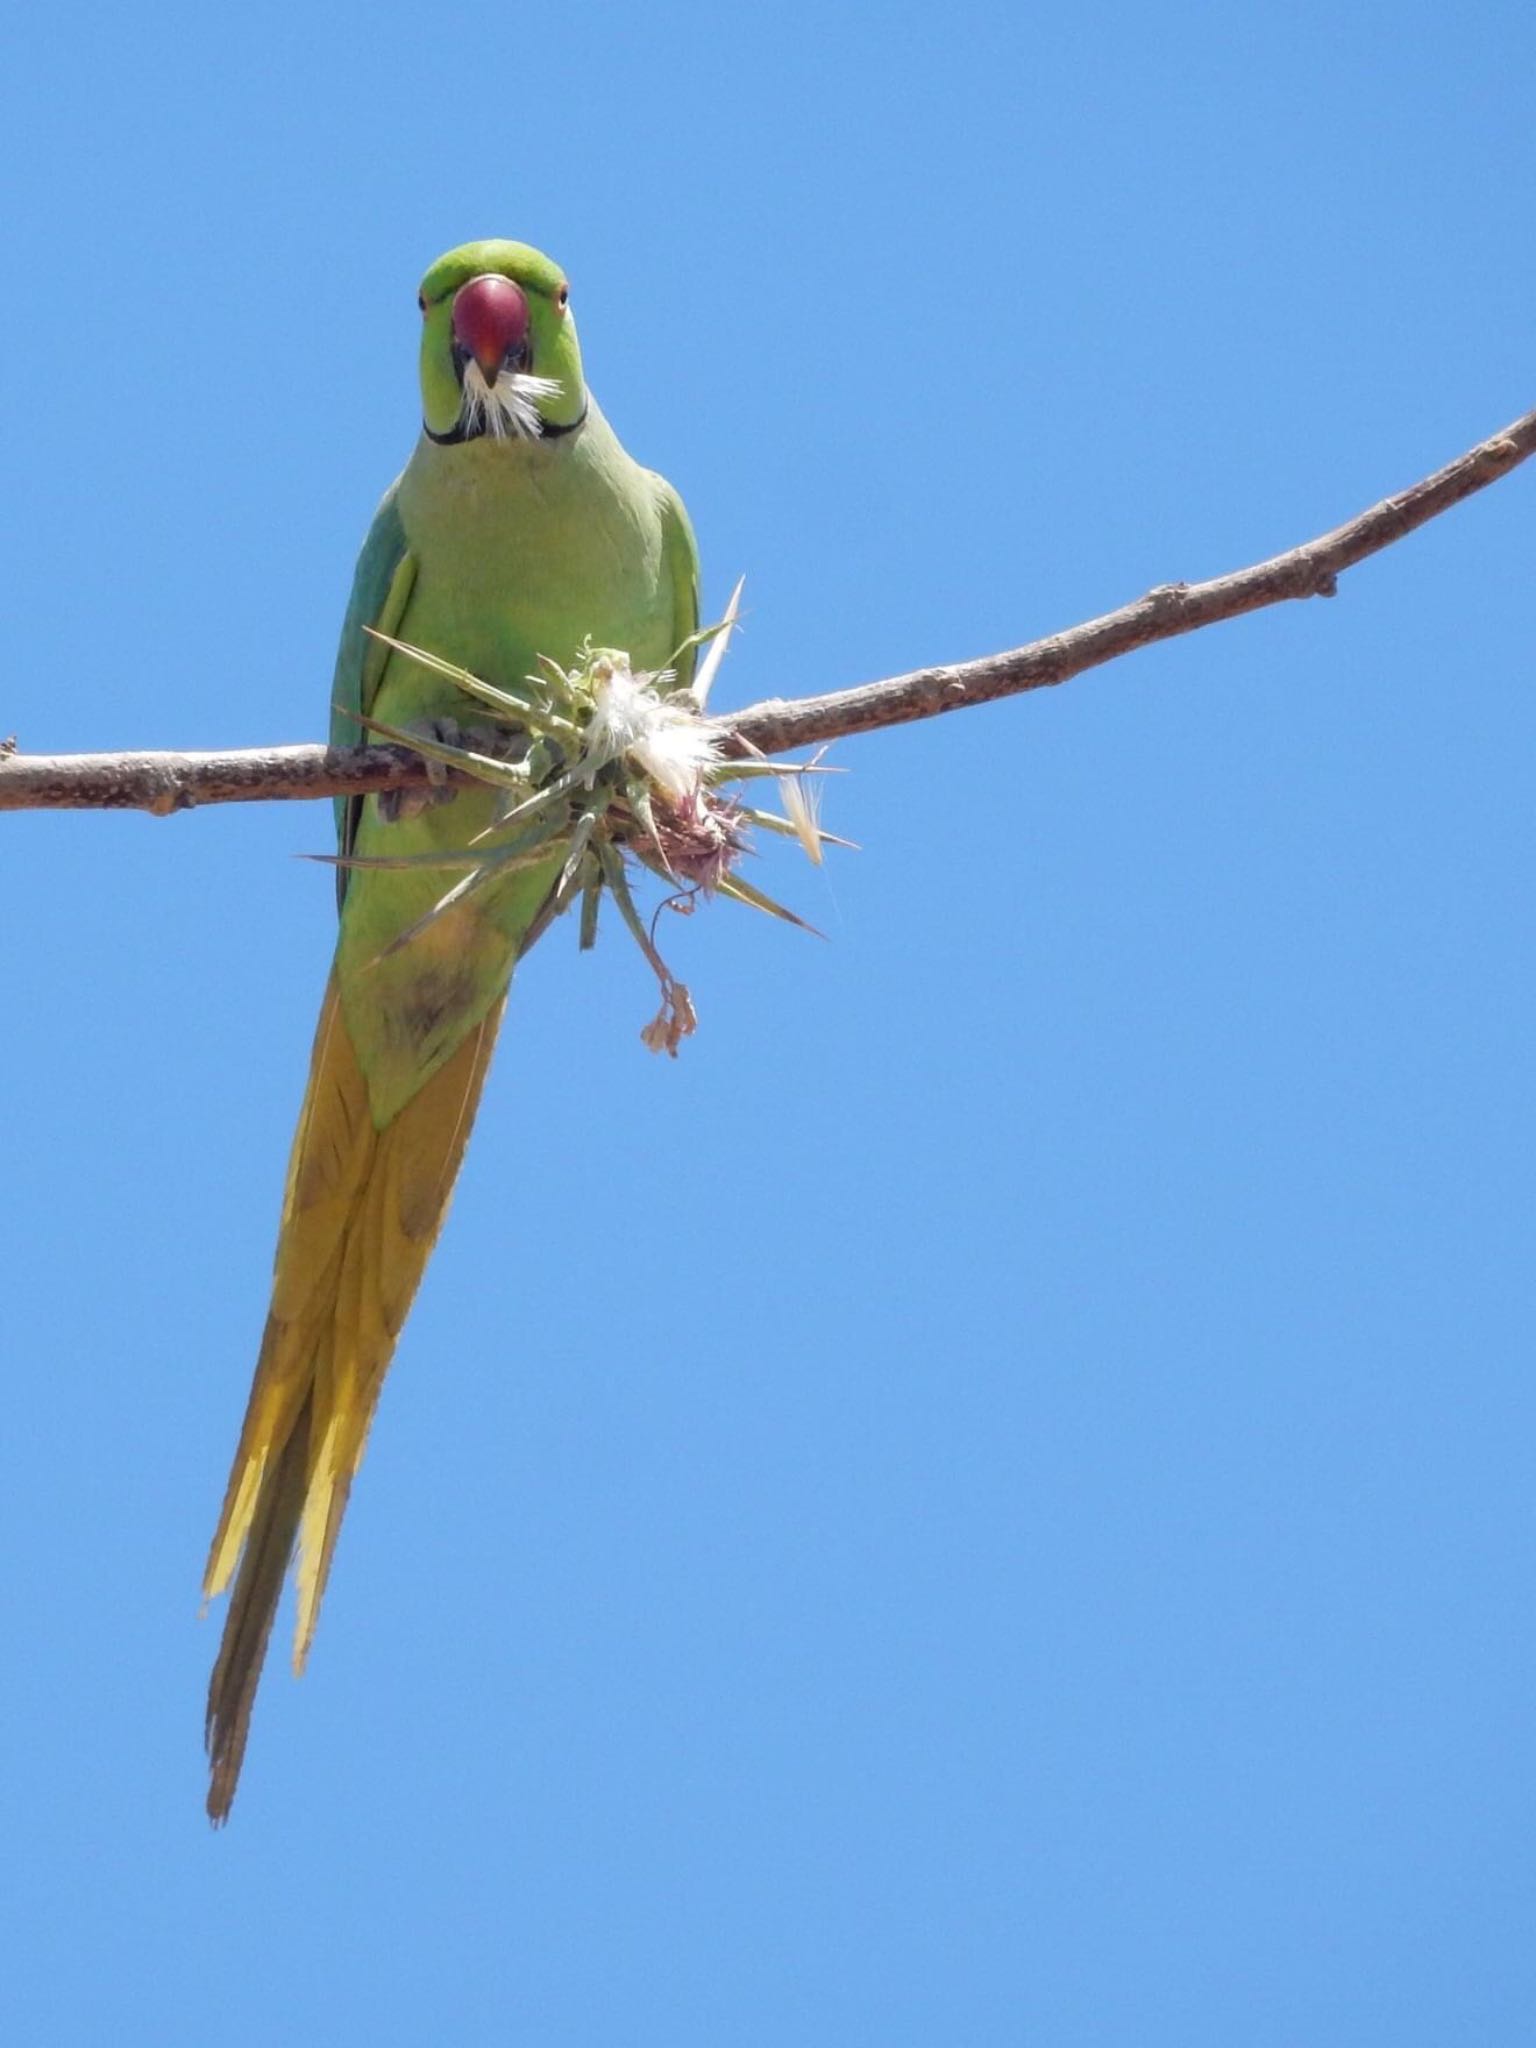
[327,582,848,1054]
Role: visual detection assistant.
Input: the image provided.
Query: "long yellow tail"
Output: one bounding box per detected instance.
[202,972,504,1823]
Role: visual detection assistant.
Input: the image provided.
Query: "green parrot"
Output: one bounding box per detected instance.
[201,240,699,1822]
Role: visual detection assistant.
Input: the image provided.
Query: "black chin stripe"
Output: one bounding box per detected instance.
[424,397,589,447]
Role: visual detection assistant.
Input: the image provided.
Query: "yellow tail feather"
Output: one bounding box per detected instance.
[202,972,504,1822]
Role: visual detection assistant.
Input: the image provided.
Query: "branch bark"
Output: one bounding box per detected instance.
[3,402,1532,816]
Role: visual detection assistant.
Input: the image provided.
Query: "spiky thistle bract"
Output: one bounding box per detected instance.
[325,587,847,1054]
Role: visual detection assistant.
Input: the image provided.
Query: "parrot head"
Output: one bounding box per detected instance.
[417,240,586,445]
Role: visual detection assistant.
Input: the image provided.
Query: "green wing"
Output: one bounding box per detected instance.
[655,474,700,690]
[328,479,417,900]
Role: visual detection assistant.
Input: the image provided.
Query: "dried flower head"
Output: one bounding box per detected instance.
[341,587,844,1052]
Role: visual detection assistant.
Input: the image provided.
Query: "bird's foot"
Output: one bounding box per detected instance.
[379,717,529,821]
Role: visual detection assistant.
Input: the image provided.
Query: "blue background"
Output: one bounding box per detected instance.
[3,3,1533,2041]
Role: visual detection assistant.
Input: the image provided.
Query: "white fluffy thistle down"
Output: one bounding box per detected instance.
[778,746,830,865]
[580,651,721,800]
[459,358,564,441]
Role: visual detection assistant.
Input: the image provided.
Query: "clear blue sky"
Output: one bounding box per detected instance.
[3,3,1533,2042]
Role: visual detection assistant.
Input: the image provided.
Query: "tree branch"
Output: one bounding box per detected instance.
[4,402,1532,816]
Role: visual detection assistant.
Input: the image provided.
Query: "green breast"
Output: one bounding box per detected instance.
[336,400,682,1125]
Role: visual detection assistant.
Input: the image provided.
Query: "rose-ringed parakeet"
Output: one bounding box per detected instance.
[201,240,699,1822]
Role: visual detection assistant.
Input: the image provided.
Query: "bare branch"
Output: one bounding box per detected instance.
[0,740,431,816]
[717,401,1536,755]
[3,402,1532,817]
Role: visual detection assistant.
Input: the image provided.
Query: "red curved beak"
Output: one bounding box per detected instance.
[451,274,530,382]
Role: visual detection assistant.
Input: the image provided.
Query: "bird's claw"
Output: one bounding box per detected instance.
[380,716,522,821]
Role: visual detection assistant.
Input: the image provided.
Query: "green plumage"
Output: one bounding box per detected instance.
[337,402,696,1120]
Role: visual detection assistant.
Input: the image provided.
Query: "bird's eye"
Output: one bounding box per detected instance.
[556,284,570,313]
[417,292,427,314]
